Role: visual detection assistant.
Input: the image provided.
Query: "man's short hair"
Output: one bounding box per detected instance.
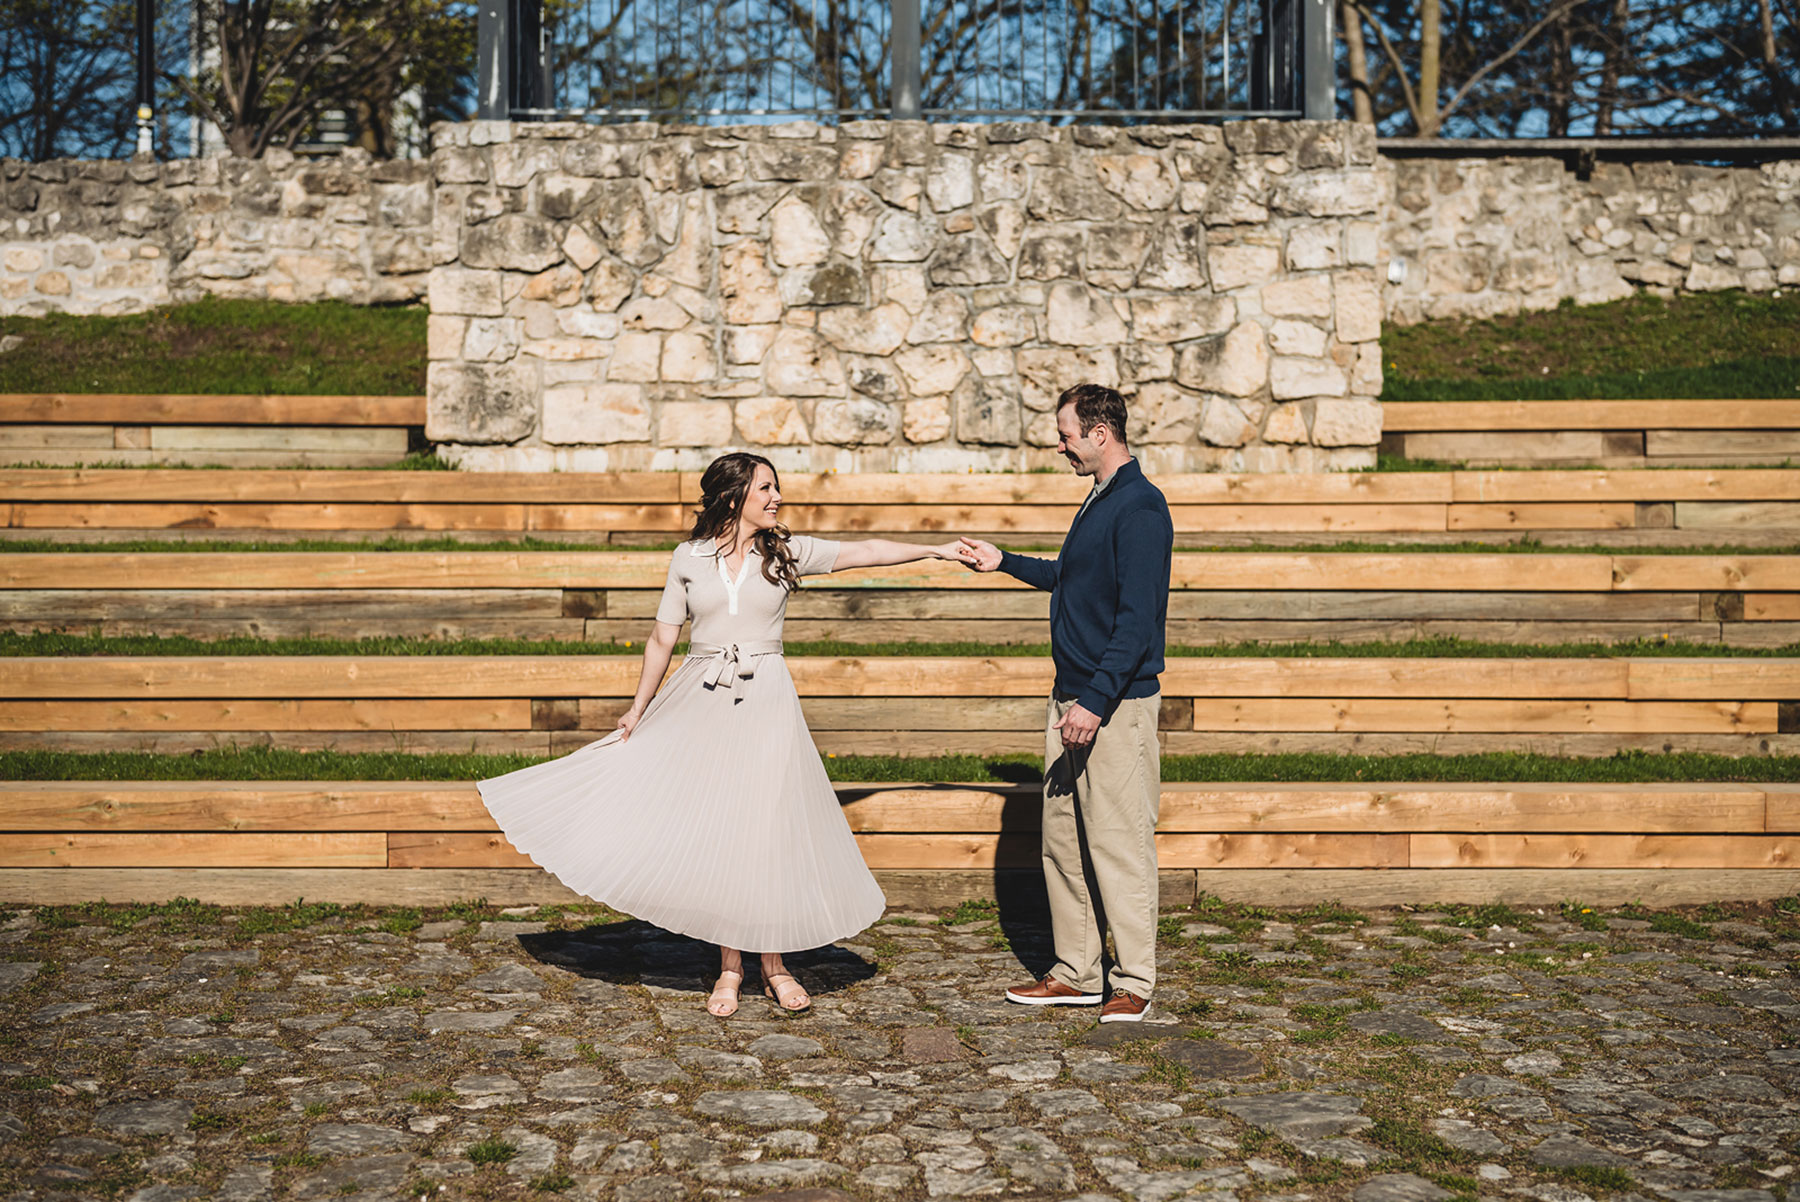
[1057,383,1129,445]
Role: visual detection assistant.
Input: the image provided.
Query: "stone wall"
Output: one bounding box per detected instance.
[426,119,1386,473]
[0,149,432,315]
[1381,155,1800,325]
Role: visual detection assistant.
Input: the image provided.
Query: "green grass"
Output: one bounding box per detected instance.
[5,746,1796,784]
[6,631,1795,659]
[0,298,426,396]
[1384,291,1800,401]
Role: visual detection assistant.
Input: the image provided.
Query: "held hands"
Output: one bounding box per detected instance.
[957,536,1001,572]
[616,702,644,741]
[1053,703,1101,750]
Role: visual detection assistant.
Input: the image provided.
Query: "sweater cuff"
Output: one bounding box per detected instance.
[1074,686,1113,719]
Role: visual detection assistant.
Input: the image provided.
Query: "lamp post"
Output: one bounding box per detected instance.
[135,0,155,157]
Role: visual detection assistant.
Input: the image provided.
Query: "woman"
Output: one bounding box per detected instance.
[477,451,971,1017]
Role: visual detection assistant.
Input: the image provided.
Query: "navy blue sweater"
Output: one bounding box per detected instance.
[998,458,1174,718]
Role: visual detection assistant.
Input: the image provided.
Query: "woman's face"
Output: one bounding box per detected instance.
[739,463,782,531]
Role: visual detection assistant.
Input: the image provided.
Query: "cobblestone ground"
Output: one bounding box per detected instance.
[3,896,1797,1202]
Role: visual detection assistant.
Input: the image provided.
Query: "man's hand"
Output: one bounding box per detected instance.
[1054,703,1101,749]
[958,536,1001,572]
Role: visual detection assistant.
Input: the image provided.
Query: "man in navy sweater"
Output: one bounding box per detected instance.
[960,383,1174,1023]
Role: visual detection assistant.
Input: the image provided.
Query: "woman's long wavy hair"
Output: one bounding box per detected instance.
[689,452,800,592]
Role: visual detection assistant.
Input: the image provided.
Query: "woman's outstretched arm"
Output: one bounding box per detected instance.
[830,538,970,571]
[616,619,682,740]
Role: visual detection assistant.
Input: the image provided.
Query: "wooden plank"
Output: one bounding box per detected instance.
[1646,430,1800,456]
[0,832,386,868]
[1722,623,1800,649]
[1163,658,1629,699]
[1626,659,1800,700]
[1675,502,1800,530]
[1384,400,1800,432]
[0,588,567,621]
[765,473,1455,505]
[525,505,693,532]
[1162,731,1800,756]
[853,832,1409,870]
[1446,503,1636,531]
[1191,698,1777,733]
[0,394,427,426]
[0,469,682,504]
[389,832,533,869]
[1167,505,1446,533]
[1170,590,1700,621]
[1404,431,1607,462]
[1410,834,1800,869]
[1746,595,1800,620]
[0,867,585,906]
[0,551,678,590]
[0,450,413,469]
[0,782,491,831]
[0,700,531,732]
[1766,786,1800,832]
[1454,469,1800,504]
[1611,556,1800,592]
[8,503,537,532]
[147,427,408,453]
[1165,554,1615,592]
[0,425,117,449]
[8,618,589,642]
[0,730,553,755]
[1188,869,1800,907]
[580,696,1051,731]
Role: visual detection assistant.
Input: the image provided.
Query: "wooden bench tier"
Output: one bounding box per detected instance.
[4,780,1794,907]
[4,654,1794,758]
[3,468,1799,544]
[1383,400,1800,468]
[5,550,1798,649]
[0,395,424,468]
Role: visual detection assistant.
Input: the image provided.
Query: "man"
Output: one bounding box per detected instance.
[960,383,1174,1023]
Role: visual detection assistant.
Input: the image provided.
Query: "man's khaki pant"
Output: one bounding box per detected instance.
[1041,692,1162,1000]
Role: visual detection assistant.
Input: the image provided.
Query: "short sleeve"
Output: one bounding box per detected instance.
[654,548,689,626]
[791,535,841,577]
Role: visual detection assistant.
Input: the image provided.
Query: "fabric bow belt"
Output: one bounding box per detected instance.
[690,640,784,701]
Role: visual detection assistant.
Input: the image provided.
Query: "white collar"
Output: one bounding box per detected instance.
[690,537,760,559]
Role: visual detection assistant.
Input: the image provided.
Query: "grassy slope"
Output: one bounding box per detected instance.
[1382,291,1800,401]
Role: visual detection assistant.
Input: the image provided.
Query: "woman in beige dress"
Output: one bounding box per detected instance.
[477,451,970,1017]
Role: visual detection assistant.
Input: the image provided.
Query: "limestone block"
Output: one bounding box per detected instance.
[782,262,866,307]
[872,169,923,212]
[620,295,687,330]
[1017,347,1120,412]
[717,186,783,235]
[559,140,633,179]
[724,324,779,366]
[1270,356,1348,400]
[818,302,911,355]
[427,360,539,443]
[1175,323,1267,398]
[1028,172,1123,222]
[978,202,1025,260]
[641,143,701,192]
[1046,283,1128,346]
[903,396,952,443]
[4,247,43,272]
[769,194,832,267]
[429,267,503,316]
[895,345,972,397]
[463,317,522,363]
[1683,261,1741,292]
[661,198,714,289]
[868,211,933,262]
[1351,343,1384,395]
[1202,163,1270,226]
[662,331,716,382]
[1426,250,1492,293]
[542,383,650,444]
[1335,272,1382,344]
[1286,223,1342,270]
[839,142,882,180]
[971,306,1036,348]
[1136,219,1207,290]
[815,397,899,445]
[1208,244,1280,291]
[977,154,1031,200]
[695,148,746,187]
[427,315,467,360]
[1095,154,1179,210]
[589,257,634,313]
[656,401,733,446]
[1128,382,1201,443]
[1574,259,1635,305]
[750,142,835,183]
[1262,402,1311,444]
[927,154,975,212]
[490,142,561,188]
[1120,343,1174,384]
[971,348,1014,377]
[1277,170,1381,217]
[371,230,431,275]
[434,148,490,185]
[907,293,970,343]
[521,338,609,361]
[955,376,1022,445]
[735,396,810,445]
[826,184,881,257]
[846,357,905,403]
[608,332,661,381]
[766,328,848,396]
[1262,275,1333,318]
[1018,231,1083,280]
[1269,319,1327,358]
[720,242,781,325]
[519,264,583,307]
[1311,398,1383,446]
[928,237,1009,286]
[461,214,563,272]
[874,266,929,313]
[1197,395,1260,447]
[1024,409,1060,447]
[1345,221,1380,267]
[1131,296,1235,344]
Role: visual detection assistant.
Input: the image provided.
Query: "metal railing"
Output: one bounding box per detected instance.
[477,0,1334,123]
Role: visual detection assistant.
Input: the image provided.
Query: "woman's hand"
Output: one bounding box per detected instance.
[616,702,645,741]
[934,539,973,563]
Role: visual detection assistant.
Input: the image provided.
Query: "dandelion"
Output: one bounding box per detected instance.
[826,752,837,758]
[623,640,633,648]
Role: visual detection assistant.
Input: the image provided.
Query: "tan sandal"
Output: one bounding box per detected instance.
[707,969,743,1017]
[763,972,812,1013]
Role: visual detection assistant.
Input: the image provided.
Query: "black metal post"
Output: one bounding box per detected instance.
[477,0,511,119]
[1300,0,1334,119]
[511,0,550,117]
[891,0,922,119]
[134,0,155,156]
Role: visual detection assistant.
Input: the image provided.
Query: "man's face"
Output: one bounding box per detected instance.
[1055,405,1103,476]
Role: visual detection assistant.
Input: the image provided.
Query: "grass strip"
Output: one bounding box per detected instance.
[0,298,426,396]
[1382,291,1800,401]
[3,536,1797,557]
[5,747,1795,783]
[6,631,1796,659]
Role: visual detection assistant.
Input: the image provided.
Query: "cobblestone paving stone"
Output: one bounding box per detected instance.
[2,897,1798,1202]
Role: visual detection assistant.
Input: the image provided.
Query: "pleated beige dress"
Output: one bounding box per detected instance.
[476,534,886,953]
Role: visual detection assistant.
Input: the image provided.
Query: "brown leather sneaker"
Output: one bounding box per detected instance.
[1099,989,1152,1023]
[1005,974,1103,1005]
